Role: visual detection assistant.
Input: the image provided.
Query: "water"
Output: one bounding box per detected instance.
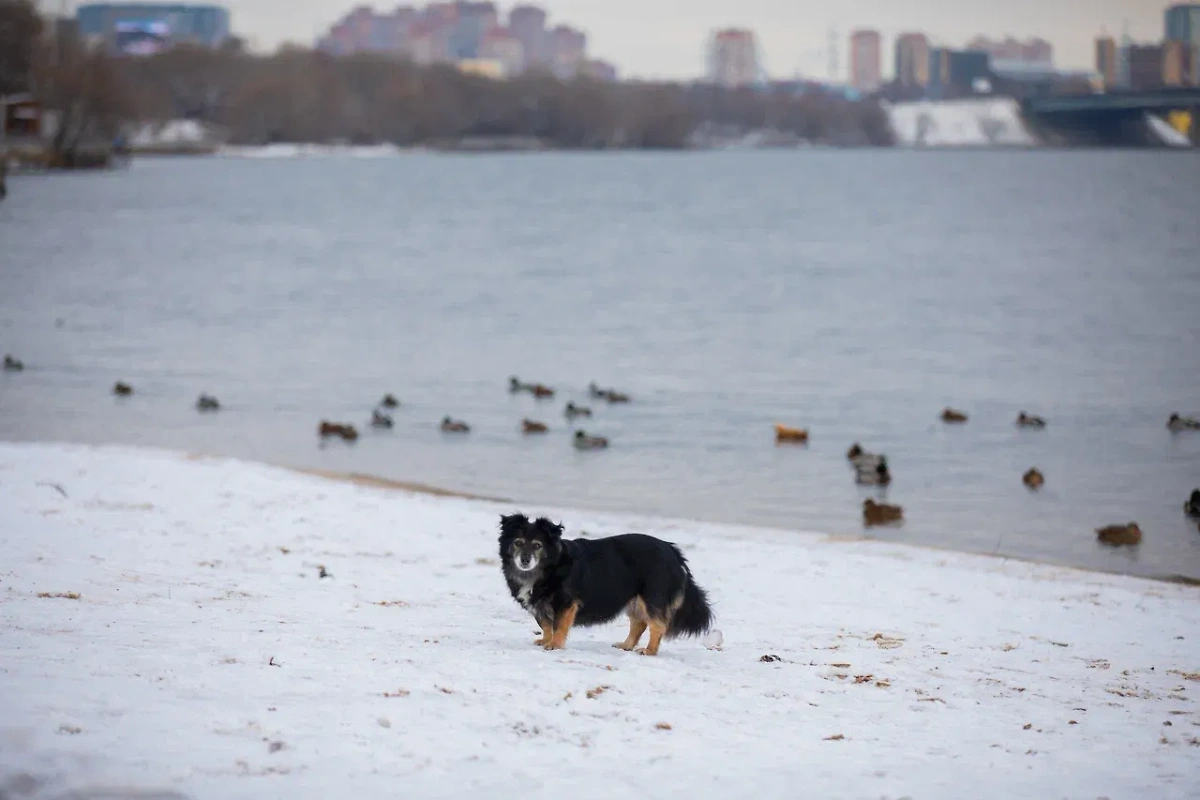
[2,150,1199,580]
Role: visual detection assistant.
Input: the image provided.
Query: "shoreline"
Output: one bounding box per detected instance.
[176,444,1199,590]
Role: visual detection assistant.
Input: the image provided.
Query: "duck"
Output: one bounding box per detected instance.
[855,456,892,486]
[371,409,394,429]
[441,416,470,433]
[863,498,904,526]
[1016,411,1046,428]
[573,430,609,450]
[1095,522,1141,547]
[531,384,555,399]
[196,394,220,412]
[113,381,133,396]
[1167,413,1200,432]
[564,402,592,419]
[522,419,549,434]
[1184,489,1200,518]
[847,443,884,471]
[941,407,968,423]
[589,382,631,403]
[380,394,400,409]
[774,423,809,443]
[1022,467,1045,490]
[509,376,531,393]
[2,354,23,371]
[318,421,359,441]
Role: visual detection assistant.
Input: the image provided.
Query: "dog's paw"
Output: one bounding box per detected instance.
[635,647,658,656]
[543,642,565,651]
[612,642,635,651]
[533,638,546,646]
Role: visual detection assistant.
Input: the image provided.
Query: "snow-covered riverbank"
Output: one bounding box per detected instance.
[1,443,1197,799]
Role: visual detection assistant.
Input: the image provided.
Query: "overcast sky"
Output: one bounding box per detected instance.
[57,0,1174,79]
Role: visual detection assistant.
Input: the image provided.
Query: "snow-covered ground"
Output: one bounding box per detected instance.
[886,98,1039,147]
[1,442,1198,800]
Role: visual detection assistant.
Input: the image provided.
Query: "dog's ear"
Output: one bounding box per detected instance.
[533,517,564,541]
[499,513,528,538]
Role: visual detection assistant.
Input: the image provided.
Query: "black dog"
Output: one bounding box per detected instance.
[498,513,713,656]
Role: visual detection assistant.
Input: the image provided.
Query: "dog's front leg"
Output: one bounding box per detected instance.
[544,601,580,651]
[533,616,553,646]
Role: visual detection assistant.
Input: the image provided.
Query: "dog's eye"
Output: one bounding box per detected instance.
[532,541,542,550]
[513,539,524,547]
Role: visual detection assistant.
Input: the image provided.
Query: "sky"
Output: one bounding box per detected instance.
[53,0,1175,79]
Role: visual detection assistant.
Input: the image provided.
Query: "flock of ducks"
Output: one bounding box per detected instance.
[312,377,630,451]
[771,405,1200,546]
[5,353,1200,544]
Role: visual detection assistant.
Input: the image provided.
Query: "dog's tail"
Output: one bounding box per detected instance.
[666,548,713,639]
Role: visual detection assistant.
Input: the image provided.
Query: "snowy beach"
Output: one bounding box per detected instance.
[1,442,1198,799]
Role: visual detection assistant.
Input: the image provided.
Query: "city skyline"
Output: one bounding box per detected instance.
[42,0,1173,79]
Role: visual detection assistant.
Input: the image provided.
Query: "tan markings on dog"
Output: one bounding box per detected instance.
[626,596,649,621]
[545,602,580,650]
[614,618,648,651]
[534,618,553,646]
[637,619,667,656]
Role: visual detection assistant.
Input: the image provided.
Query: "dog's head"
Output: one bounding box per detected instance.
[498,513,563,574]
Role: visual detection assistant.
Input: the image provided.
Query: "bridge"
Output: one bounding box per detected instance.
[1021,88,1200,146]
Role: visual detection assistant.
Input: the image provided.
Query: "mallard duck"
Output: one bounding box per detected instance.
[574,430,609,449]
[848,445,884,471]
[774,424,809,443]
[509,376,530,393]
[1022,467,1045,489]
[1184,489,1200,518]
[380,394,400,409]
[532,384,555,399]
[941,407,968,423]
[855,456,891,485]
[1095,522,1141,547]
[522,419,548,434]
[1167,413,1200,432]
[196,394,220,412]
[2,354,23,371]
[371,409,394,429]
[113,381,133,396]
[847,442,864,460]
[863,498,903,526]
[441,416,470,433]
[564,402,592,419]
[1016,411,1046,428]
[318,421,358,441]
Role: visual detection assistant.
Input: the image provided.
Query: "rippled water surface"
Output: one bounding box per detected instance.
[2,150,1199,579]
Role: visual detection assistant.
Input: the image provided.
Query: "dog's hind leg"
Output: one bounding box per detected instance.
[613,616,647,651]
[544,602,580,651]
[636,619,667,656]
[534,617,553,646]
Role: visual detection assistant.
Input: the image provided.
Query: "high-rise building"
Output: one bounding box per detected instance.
[508,5,548,69]
[549,25,586,79]
[479,26,524,76]
[1163,39,1195,85]
[894,32,930,87]
[707,29,758,88]
[849,29,882,92]
[449,1,497,59]
[1128,44,1166,89]
[1165,4,1200,83]
[1095,35,1118,89]
[75,3,231,55]
[927,48,990,99]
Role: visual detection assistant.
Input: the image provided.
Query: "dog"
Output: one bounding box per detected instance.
[498,513,713,656]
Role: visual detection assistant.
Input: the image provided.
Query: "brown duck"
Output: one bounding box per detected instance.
[1022,468,1045,489]
[522,419,548,434]
[1095,522,1141,547]
[863,498,903,526]
[941,407,968,423]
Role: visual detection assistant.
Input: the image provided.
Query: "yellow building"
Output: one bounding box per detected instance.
[456,58,507,80]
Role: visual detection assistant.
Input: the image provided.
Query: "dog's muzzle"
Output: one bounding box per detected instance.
[516,554,539,572]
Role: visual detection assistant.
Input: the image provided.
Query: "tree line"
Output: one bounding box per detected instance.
[1,0,893,154]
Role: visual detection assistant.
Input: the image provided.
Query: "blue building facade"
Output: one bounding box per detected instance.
[926,48,991,99]
[76,4,231,54]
